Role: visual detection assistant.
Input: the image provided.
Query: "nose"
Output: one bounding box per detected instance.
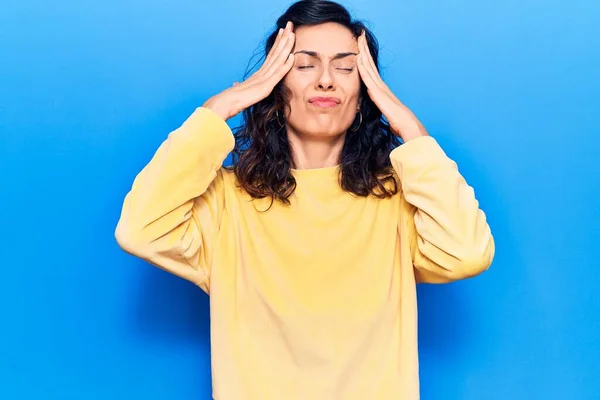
[316,68,335,91]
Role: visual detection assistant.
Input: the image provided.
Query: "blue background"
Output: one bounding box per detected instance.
[2,0,599,399]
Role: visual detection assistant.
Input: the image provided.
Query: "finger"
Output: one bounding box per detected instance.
[358,37,390,95]
[357,51,400,111]
[358,36,383,89]
[265,30,295,77]
[238,53,293,104]
[262,21,293,73]
[266,53,295,88]
[360,33,380,78]
[267,22,292,63]
[263,27,284,68]
[262,30,292,73]
[361,35,398,101]
[357,53,379,90]
[356,35,376,84]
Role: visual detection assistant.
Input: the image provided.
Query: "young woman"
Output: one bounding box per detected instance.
[115,0,495,398]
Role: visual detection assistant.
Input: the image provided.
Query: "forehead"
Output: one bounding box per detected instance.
[292,22,358,55]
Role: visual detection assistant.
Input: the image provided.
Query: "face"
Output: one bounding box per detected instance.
[282,22,361,138]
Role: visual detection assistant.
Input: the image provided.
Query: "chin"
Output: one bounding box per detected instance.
[290,122,346,138]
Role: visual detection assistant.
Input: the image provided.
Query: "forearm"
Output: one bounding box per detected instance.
[391,136,494,282]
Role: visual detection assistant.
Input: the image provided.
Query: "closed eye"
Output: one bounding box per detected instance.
[298,66,354,72]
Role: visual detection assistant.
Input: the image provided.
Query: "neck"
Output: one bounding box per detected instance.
[287,128,346,170]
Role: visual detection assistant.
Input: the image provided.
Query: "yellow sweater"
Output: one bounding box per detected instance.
[115,107,494,400]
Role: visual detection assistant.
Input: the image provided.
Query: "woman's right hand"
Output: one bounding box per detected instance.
[203,21,296,121]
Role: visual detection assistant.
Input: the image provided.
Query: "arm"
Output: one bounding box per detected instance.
[115,107,234,292]
[354,31,494,282]
[390,136,495,284]
[115,21,298,292]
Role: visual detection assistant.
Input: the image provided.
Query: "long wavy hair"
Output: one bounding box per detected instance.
[227,0,402,206]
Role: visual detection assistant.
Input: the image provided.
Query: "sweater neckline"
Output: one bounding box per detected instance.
[290,164,341,178]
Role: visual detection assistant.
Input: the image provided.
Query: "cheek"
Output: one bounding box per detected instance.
[345,75,361,99]
[342,85,361,112]
[283,80,313,122]
[283,73,312,102]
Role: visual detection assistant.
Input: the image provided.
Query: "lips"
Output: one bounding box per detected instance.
[308,96,341,108]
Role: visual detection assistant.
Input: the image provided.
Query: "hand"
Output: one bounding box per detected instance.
[356,31,429,141]
[203,21,296,121]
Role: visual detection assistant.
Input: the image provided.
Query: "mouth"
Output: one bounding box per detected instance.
[308,96,342,108]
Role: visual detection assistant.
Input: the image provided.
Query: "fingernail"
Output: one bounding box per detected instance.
[286,21,291,29]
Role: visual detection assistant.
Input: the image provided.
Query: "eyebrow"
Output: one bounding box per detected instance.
[293,50,357,60]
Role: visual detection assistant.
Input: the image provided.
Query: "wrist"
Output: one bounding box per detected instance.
[396,120,429,142]
[202,96,234,121]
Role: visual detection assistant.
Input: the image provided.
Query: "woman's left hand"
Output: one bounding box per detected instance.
[356,31,429,142]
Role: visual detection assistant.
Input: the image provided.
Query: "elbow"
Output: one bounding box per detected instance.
[115,220,150,259]
[415,235,495,284]
[451,235,495,280]
[452,254,492,281]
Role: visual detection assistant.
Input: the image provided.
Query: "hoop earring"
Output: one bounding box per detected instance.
[350,110,362,132]
[276,109,285,127]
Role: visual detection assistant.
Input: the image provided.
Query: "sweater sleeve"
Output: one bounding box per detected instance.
[390,136,495,284]
[115,107,235,293]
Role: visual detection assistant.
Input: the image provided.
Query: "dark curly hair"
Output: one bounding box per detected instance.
[227,0,402,206]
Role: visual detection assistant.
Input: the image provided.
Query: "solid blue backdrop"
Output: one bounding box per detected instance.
[1,0,599,399]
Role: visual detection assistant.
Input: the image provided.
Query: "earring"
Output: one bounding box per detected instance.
[350,110,363,132]
[276,109,285,127]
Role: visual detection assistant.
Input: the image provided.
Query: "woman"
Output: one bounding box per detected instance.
[115,0,495,398]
